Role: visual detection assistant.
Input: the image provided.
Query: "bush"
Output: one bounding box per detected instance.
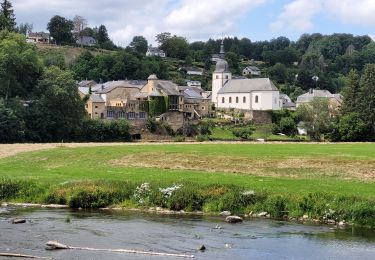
[0,178,21,200]
[279,117,298,136]
[146,118,157,133]
[167,186,204,211]
[79,119,131,142]
[232,126,254,140]
[174,135,186,142]
[196,134,209,142]
[264,195,288,219]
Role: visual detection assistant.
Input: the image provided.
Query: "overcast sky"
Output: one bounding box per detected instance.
[13,0,375,46]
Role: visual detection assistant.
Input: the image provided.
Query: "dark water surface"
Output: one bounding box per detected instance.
[1,208,375,260]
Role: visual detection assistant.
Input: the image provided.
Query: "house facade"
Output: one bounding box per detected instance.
[27,32,50,44]
[296,89,343,109]
[79,75,213,133]
[146,45,166,58]
[76,36,97,46]
[243,66,261,76]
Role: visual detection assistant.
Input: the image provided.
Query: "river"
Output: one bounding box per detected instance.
[1,207,375,259]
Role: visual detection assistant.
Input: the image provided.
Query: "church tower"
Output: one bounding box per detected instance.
[212,40,232,107]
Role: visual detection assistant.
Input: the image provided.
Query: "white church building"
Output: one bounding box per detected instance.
[212,42,281,111]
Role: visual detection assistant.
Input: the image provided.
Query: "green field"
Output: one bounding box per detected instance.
[1,143,375,226]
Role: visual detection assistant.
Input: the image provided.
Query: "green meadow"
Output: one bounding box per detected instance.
[1,143,374,226]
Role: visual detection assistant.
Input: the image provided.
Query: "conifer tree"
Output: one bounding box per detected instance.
[0,0,16,31]
[340,69,360,115]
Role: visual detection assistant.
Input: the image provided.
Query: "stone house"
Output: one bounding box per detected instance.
[27,32,50,44]
[146,45,166,58]
[296,89,343,109]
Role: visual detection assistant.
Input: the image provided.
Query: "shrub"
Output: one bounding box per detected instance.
[196,134,209,142]
[264,195,288,219]
[167,186,204,211]
[232,126,254,140]
[279,117,298,136]
[0,178,21,200]
[174,135,186,142]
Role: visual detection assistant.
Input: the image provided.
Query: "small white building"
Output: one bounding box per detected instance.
[243,66,261,76]
[212,41,280,111]
[146,45,166,58]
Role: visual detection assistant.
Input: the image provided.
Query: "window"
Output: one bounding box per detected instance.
[229,97,232,103]
[243,96,246,103]
[225,75,229,79]
[216,75,219,79]
[118,111,125,118]
[255,96,259,103]
[236,97,239,103]
[275,98,277,104]
[95,106,98,109]
[128,112,136,119]
[85,104,88,108]
[139,112,146,119]
[222,97,225,103]
[107,110,114,118]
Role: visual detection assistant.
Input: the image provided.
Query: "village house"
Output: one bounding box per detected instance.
[179,67,204,76]
[279,94,296,110]
[296,89,343,109]
[186,80,202,88]
[242,66,261,76]
[26,32,50,44]
[76,36,97,47]
[78,75,213,133]
[146,45,166,58]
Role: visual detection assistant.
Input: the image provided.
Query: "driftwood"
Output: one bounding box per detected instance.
[46,241,194,258]
[0,253,52,259]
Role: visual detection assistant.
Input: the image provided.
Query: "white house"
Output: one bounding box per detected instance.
[146,45,166,58]
[212,42,280,111]
[243,66,261,76]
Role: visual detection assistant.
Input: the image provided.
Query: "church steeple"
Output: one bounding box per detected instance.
[219,39,225,59]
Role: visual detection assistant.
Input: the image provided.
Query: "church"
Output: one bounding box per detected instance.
[212,42,281,112]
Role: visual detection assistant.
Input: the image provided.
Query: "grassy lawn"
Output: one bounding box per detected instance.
[1,143,374,198]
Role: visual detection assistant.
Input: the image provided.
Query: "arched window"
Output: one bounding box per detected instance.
[255,95,259,103]
[236,97,239,103]
[243,96,246,103]
[225,75,229,79]
[216,75,219,79]
[229,97,232,103]
[222,97,225,103]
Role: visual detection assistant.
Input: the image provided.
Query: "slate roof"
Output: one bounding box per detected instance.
[156,81,181,96]
[184,89,203,99]
[218,78,278,94]
[78,87,90,95]
[96,80,146,94]
[89,94,105,103]
[296,90,343,103]
[215,59,230,73]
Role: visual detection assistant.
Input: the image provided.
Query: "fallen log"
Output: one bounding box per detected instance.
[46,241,194,258]
[0,253,52,259]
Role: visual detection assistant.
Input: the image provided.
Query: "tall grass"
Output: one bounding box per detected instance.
[1,178,375,227]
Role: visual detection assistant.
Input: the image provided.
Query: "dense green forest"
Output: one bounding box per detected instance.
[0,0,374,142]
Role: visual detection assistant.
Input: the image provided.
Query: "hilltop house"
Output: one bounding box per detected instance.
[146,45,166,58]
[242,66,261,76]
[296,89,343,109]
[179,67,204,76]
[27,32,50,44]
[76,36,97,47]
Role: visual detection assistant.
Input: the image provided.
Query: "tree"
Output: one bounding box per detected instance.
[47,15,74,45]
[72,15,87,47]
[295,98,336,141]
[357,64,375,139]
[340,69,360,115]
[0,99,25,143]
[279,117,297,136]
[97,25,109,44]
[29,66,86,141]
[0,0,16,31]
[17,23,33,35]
[155,32,171,46]
[129,36,148,54]
[160,36,189,59]
[0,31,42,99]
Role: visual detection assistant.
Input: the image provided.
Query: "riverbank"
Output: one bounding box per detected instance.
[0,143,374,227]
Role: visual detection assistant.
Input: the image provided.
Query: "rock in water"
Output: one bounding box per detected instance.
[219,211,231,216]
[12,219,26,224]
[225,216,243,223]
[198,245,206,251]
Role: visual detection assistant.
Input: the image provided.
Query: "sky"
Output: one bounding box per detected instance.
[12,0,375,46]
